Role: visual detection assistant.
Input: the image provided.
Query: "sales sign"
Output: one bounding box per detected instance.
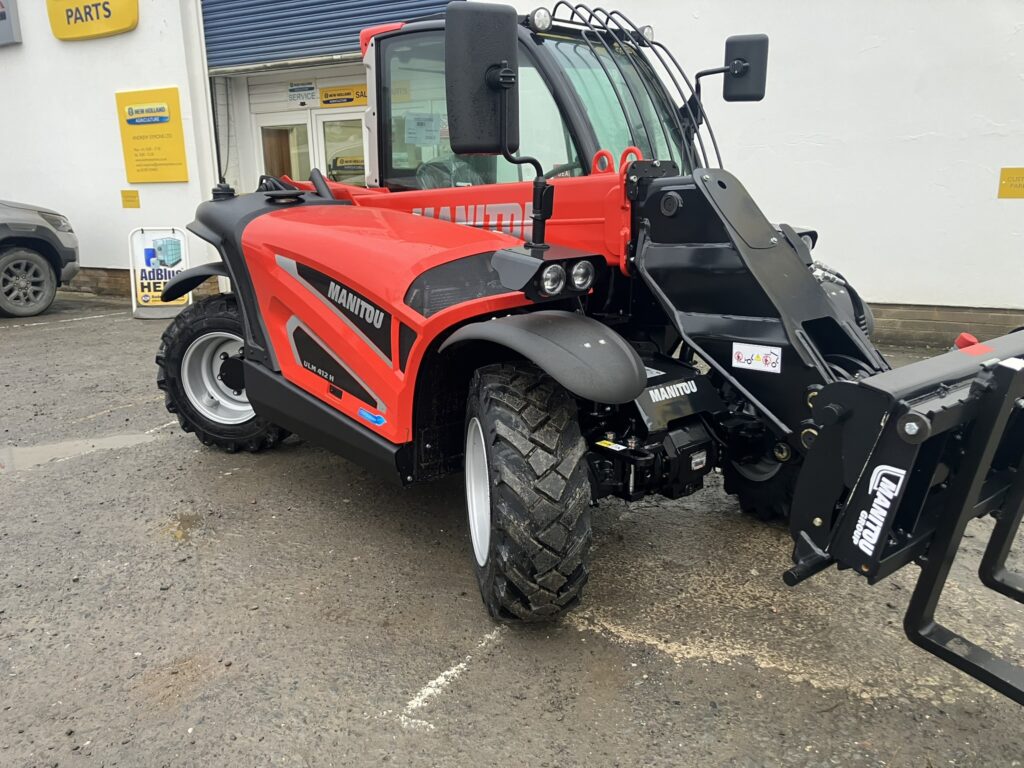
[115,87,189,183]
[320,84,368,108]
[47,0,138,41]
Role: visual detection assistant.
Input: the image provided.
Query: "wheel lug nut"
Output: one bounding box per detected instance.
[220,352,229,360]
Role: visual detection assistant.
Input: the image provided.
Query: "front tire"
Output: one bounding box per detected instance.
[465,364,592,622]
[0,247,57,318]
[156,294,286,452]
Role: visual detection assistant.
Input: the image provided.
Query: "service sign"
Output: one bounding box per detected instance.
[47,0,138,41]
[115,87,189,183]
[0,0,22,46]
[320,84,367,108]
[129,227,190,318]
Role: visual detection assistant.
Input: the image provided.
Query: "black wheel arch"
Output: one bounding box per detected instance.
[412,309,646,482]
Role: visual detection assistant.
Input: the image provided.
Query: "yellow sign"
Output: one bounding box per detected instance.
[320,84,368,108]
[47,0,138,41]
[115,87,189,183]
[998,167,1024,199]
[120,189,140,208]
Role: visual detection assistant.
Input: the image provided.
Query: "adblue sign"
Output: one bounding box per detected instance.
[46,0,137,41]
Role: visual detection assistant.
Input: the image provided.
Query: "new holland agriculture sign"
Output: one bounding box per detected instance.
[46,0,138,41]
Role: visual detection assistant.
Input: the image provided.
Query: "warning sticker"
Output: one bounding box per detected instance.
[731,342,782,374]
[596,439,627,452]
[644,366,665,379]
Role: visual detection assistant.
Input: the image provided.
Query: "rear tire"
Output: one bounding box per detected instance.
[0,247,57,318]
[465,364,592,622]
[156,294,287,452]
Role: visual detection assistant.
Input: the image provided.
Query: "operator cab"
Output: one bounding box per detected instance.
[364,6,718,192]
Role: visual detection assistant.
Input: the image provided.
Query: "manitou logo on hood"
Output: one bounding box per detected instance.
[327,281,384,329]
[851,464,907,557]
[413,202,533,239]
[285,258,393,363]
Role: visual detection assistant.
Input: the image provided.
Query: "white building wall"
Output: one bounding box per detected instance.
[0,0,218,269]
[509,0,1024,309]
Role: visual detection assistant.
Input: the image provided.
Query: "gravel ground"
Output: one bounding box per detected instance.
[1,292,1022,767]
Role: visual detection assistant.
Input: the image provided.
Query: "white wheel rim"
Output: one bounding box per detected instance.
[465,417,492,567]
[181,331,255,425]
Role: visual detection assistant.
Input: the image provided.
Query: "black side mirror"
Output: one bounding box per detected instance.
[444,1,520,155]
[722,34,769,102]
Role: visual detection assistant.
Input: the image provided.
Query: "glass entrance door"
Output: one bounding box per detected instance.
[314,113,365,187]
[253,111,365,186]
[254,112,312,181]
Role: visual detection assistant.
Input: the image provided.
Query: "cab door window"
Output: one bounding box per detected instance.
[378,30,582,190]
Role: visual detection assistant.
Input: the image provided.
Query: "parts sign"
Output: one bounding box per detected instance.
[46,0,137,40]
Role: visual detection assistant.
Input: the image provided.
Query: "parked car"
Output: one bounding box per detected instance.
[0,199,79,317]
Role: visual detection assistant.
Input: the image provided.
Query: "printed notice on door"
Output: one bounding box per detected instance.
[115,87,189,183]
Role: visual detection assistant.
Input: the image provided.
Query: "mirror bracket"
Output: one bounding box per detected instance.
[492,62,551,250]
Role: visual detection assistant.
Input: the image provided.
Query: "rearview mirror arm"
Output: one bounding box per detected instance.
[686,58,752,127]
[492,62,553,250]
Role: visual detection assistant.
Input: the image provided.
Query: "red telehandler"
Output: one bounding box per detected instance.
[156,2,1024,704]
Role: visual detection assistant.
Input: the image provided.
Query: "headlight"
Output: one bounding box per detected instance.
[40,212,73,233]
[800,234,814,251]
[540,264,565,295]
[571,260,595,290]
[528,7,553,33]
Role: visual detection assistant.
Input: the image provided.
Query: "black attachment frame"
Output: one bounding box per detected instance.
[903,357,1024,705]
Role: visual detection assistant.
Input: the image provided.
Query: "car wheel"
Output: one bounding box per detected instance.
[0,247,57,318]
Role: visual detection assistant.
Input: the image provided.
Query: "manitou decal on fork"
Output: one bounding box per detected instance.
[851,465,907,557]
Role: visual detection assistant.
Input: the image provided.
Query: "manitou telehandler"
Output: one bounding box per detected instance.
[156,2,1024,703]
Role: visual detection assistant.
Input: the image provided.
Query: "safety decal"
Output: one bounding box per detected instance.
[596,439,627,452]
[731,342,782,374]
[644,366,666,379]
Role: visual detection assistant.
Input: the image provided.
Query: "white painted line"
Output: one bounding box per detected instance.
[69,395,164,425]
[146,420,179,434]
[0,311,127,330]
[399,626,505,731]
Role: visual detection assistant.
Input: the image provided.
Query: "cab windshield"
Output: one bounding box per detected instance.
[544,33,691,173]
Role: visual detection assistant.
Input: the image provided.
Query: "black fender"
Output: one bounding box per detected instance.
[439,310,646,404]
[160,261,230,302]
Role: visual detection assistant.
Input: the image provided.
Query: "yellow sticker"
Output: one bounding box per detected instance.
[115,87,189,183]
[47,0,138,41]
[998,168,1024,199]
[320,84,368,108]
[596,439,627,452]
[120,189,140,208]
